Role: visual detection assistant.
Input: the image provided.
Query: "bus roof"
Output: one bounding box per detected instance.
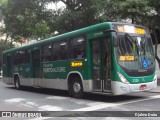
[3,22,143,54]
[3,22,113,54]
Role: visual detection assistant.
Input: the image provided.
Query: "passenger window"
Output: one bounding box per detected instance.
[13,51,19,65]
[3,55,6,65]
[25,50,30,63]
[52,41,67,61]
[42,44,52,62]
[69,37,86,59]
[19,50,25,64]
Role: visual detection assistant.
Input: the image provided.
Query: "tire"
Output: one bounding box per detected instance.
[14,76,21,89]
[70,77,84,98]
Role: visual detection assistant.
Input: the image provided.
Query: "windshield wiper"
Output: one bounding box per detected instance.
[124,33,134,43]
[124,33,143,68]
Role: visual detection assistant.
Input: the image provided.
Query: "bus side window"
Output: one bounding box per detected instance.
[25,50,30,63]
[42,44,52,62]
[3,54,6,65]
[13,51,19,65]
[52,40,67,61]
[69,36,86,59]
[19,50,26,64]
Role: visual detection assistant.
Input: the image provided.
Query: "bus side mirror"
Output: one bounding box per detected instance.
[113,36,118,47]
[104,29,117,34]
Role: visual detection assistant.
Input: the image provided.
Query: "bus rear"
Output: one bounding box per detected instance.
[111,23,157,95]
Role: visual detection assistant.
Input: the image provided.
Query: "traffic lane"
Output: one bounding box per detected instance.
[100,98,160,111]
[5,86,159,103]
[38,97,160,119]
[0,81,159,111]
[1,81,158,101]
[1,82,160,120]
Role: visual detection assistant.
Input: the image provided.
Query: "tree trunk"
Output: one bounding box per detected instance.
[131,16,135,24]
[10,38,13,46]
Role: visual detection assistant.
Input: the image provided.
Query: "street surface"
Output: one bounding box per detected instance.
[0,80,160,120]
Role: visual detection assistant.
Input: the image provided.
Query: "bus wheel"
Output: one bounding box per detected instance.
[71,77,84,98]
[14,77,21,89]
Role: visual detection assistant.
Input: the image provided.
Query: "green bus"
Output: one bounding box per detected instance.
[2,22,157,98]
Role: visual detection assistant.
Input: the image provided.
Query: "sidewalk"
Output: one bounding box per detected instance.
[148,86,160,93]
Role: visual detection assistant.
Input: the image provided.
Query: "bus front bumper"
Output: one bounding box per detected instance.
[111,79,157,95]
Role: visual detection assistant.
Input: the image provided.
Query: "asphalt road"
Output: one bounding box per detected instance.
[0,80,160,120]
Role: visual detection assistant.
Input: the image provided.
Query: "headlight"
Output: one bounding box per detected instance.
[117,72,129,84]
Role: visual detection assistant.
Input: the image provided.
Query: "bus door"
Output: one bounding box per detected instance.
[92,38,111,92]
[6,55,12,77]
[31,50,41,78]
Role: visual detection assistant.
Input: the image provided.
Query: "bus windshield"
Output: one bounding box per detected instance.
[117,34,155,70]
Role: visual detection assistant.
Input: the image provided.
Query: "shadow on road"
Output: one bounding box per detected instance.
[7,86,147,103]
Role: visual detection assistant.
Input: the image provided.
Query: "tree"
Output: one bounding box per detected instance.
[91,0,121,22]
[147,0,160,67]
[1,0,52,43]
[1,0,160,48]
[115,0,151,24]
[0,10,2,21]
[0,0,8,21]
[0,39,15,68]
[48,0,98,34]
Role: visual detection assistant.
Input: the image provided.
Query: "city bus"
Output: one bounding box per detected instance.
[2,22,157,98]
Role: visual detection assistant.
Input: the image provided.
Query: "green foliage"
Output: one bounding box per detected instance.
[91,0,120,22]
[1,0,160,42]
[0,10,2,21]
[1,0,52,41]
[147,0,160,28]
[49,0,98,34]
[118,0,150,23]
[0,39,15,67]
[1,0,160,66]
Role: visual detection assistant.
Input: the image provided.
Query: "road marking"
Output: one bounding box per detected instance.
[72,94,160,111]
[72,103,116,111]
[119,94,160,106]
[46,96,68,100]
[29,94,160,119]
[5,98,25,103]
[28,117,53,120]
[38,105,63,111]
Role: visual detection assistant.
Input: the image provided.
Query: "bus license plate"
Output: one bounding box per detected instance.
[140,85,147,90]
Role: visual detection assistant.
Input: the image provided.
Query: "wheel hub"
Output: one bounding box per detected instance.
[73,82,81,93]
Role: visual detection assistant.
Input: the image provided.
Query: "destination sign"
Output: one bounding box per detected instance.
[119,56,135,61]
[117,25,145,35]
